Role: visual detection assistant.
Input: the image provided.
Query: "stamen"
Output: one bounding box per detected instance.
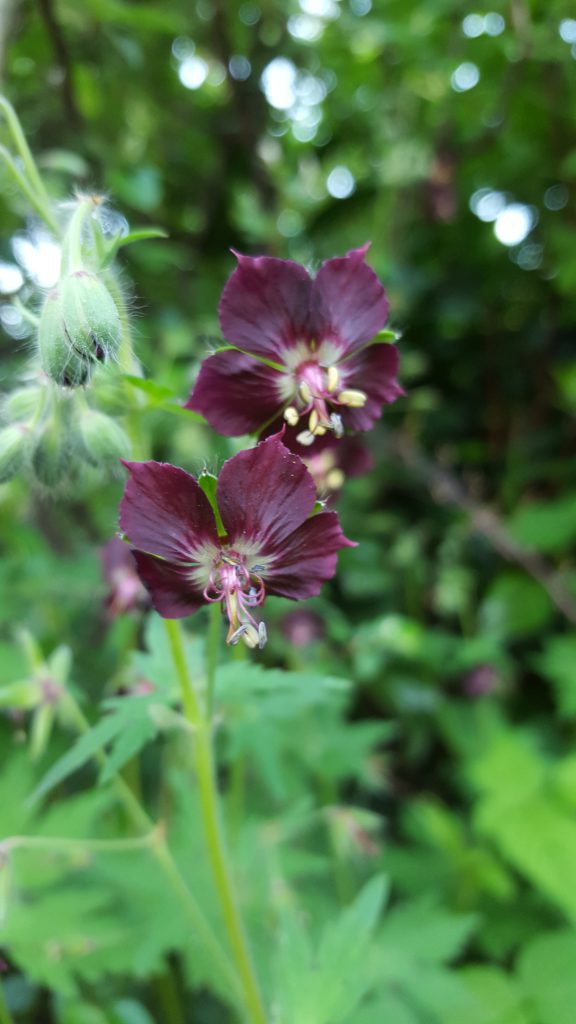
[299,380,313,404]
[326,468,345,490]
[337,389,367,408]
[326,366,339,392]
[308,409,319,434]
[284,406,299,426]
[296,429,316,446]
[330,413,344,437]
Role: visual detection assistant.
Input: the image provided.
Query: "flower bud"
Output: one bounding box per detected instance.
[38,271,122,388]
[31,418,68,487]
[38,289,92,388]
[0,424,30,482]
[3,386,44,422]
[59,271,121,363]
[78,409,130,469]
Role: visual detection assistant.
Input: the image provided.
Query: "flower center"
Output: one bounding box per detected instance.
[283,358,367,445]
[203,550,267,649]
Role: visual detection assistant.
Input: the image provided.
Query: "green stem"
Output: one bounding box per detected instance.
[164,618,267,1024]
[0,978,14,1024]
[0,831,158,856]
[61,691,242,1004]
[206,602,221,718]
[61,198,92,274]
[0,96,51,210]
[0,145,57,231]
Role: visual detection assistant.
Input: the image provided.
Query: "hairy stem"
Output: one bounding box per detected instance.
[61,691,242,1005]
[164,618,267,1024]
[206,602,221,718]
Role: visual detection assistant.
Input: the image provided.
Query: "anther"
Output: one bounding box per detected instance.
[337,389,367,408]
[326,366,339,392]
[283,406,300,426]
[308,409,319,434]
[326,468,345,490]
[330,413,344,437]
[296,429,316,446]
[299,381,313,404]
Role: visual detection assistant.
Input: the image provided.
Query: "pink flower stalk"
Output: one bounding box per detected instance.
[186,245,403,449]
[119,434,355,649]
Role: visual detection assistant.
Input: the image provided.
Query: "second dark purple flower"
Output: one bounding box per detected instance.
[119,434,355,649]
[186,245,403,449]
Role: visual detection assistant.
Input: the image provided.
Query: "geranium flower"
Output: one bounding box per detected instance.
[269,424,374,499]
[185,245,403,448]
[119,433,355,649]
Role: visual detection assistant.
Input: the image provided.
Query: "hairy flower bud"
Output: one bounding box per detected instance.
[3,386,44,422]
[79,409,130,469]
[38,289,92,388]
[31,418,67,487]
[0,424,30,482]
[38,271,122,388]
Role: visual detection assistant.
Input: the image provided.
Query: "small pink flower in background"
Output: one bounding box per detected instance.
[462,664,498,699]
[119,434,355,650]
[186,245,403,449]
[280,608,325,647]
[100,536,148,619]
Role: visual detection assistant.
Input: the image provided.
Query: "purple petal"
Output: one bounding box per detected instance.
[185,350,284,436]
[340,343,404,432]
[216,433,317,549]
[219,252,312,358]
[310,245,389,356]
[120,461,219,562]
[132,551,205,618]
[265,511,356,600]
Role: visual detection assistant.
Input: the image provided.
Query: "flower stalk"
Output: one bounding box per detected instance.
[164,617,268,1024]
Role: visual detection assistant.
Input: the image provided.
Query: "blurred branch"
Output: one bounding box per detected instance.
[389,431,576,625]
[37,0,81,127]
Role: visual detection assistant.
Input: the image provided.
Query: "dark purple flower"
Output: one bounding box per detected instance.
[271,424,374,499]
[100,536,148,619]
[186,245,403,449]
[119,434,355,649]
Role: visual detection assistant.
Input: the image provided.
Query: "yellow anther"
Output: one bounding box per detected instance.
[314,425,327,436]
[326,468,345,490]
[337,389,367,408]
[308,409,319,434]
[283,406,300,426]
[299,380,313,404]
[326,366,339,392]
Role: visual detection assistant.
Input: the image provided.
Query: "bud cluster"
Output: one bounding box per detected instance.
[0,372,130,489]
[0,193,142,489]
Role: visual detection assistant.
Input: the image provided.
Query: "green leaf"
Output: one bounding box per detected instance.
[534,634,576,718]
[443,967,530,1024]
[122,376,205,422]
[111,227,168,253]
[274,876,388,1024]
[506,493,576,555]
[517,930,576,1024]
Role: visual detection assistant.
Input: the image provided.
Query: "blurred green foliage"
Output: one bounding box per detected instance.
[1,0,576,1021]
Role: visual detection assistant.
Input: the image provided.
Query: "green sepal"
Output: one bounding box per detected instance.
[198,471,227,537]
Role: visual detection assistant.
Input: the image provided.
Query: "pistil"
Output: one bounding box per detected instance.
[203,554,267,649]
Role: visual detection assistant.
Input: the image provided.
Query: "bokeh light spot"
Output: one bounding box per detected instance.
[178,55,208,90]
[493,204,535,246]
[326,166,355,199]
[451,62,480,92]
[261,57,297,109]
[544,184,569,211]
